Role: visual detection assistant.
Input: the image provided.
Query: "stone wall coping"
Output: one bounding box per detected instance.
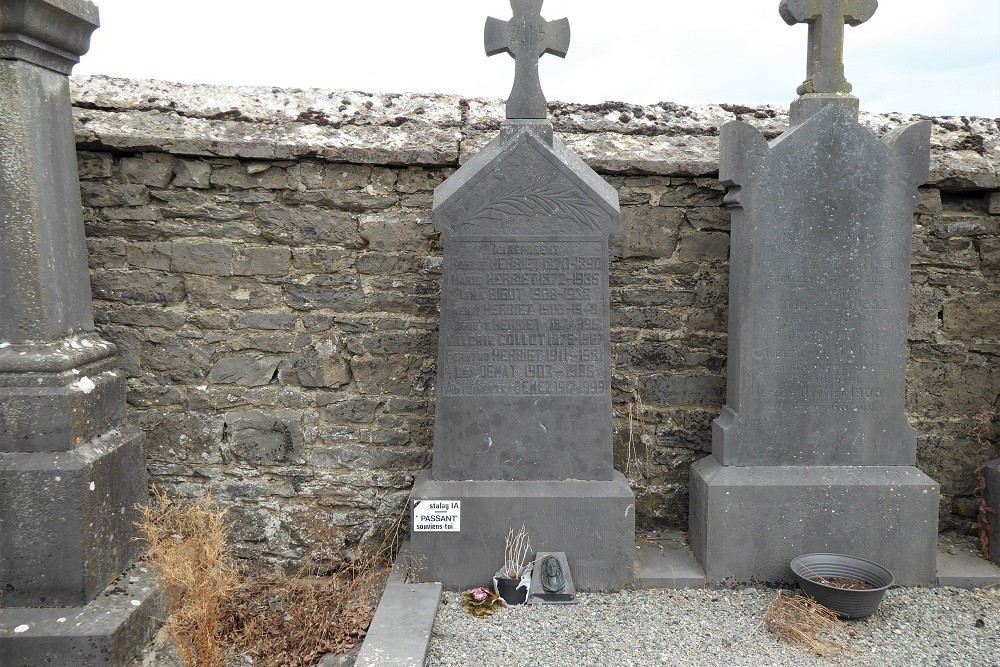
[71,75,999,191]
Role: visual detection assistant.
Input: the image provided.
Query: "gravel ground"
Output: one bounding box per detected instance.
[426,586,1000,667]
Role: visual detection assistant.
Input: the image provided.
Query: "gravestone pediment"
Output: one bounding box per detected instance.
[433,125,620,237]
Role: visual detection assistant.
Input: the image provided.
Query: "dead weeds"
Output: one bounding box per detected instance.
[136,487,395,667]
[136,487,239,667]
[756,591,852,660]
[220,559,387,667]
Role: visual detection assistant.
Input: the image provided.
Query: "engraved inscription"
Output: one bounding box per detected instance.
[441,240,607,397]
[754,242,905,415]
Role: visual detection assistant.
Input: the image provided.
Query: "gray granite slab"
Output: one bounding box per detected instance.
[432,121,620,481]
[354,582,442,667]
[713,103,930,467]
[0,565,163,666]
[690,458,939,585]
[936,544,1000,589]
[634,533,706,590]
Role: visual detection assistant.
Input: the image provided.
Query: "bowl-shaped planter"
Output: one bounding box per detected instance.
[790,553,894,619]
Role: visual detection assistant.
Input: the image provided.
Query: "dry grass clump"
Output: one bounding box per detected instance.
[757,591,850,660]
[136,487,394,667]
[220,558,388,667]
[135,487,239,667]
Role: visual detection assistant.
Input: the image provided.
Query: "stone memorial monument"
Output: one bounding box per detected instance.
[0,1,159,663]
[689,0,940,585]
[410,0,634,590]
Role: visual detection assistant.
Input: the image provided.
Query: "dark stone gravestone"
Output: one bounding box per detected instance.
[0,1,160,663]
[986,459,1000,567]
[410,0,634,591]
[689,0,940,585]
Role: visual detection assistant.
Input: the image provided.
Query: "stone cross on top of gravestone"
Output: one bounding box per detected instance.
[485,0,570,119]
[780,0,877,96]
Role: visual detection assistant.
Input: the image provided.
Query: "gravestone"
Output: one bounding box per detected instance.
[0,1,160,664]
[410,0,634,591]
[689,0,940,585]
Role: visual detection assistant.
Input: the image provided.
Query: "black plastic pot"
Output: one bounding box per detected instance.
[495,577,527,606]
[790,553,894,620]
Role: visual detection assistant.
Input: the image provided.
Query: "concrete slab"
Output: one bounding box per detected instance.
[0,564,163,666]
[354,582,442,667]
[936,539,1000,589]
[635,532,706,589]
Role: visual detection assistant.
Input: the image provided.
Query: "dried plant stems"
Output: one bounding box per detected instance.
[135,487,238,667]
[971,410,998,560]
[757,591,850,660]
[501,525,532,579]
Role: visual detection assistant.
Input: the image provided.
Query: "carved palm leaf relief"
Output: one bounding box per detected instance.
[458,172,604,232]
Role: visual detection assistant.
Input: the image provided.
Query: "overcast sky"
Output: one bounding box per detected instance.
[75,0,1000,118]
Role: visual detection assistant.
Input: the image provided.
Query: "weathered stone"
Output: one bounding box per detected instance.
[613,206,684,259]
[171,241,235,276]
[208,355,282,386]
[173,158,212,188]
[359,212,433,252]
[292,340,351,388]
[211,162,299,189]
[257,203,363,248]
[120,154,175,188]
[942,293,1000,338]
[81,181,151,207]
[91,270,186,305]
[283,276,366,312]
[58,73,1000,572]
[291,247,355,273]
[186,276,283,310]
[224,409,305,465]
[988,192,1000,215]
[692,11,939,584]
[78,151,113,179]
[233,246,291,276]
[126,241,172,270]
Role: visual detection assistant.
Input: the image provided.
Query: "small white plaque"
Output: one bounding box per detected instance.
[413,500,461,532]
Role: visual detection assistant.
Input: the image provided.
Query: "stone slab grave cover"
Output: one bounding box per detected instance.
[0,1,160,664]
[689,0,939,585]
[411,0,634,591]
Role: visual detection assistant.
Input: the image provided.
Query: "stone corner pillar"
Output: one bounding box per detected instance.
[0,2,162,664]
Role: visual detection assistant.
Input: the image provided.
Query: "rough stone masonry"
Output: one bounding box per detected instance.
[69,75,1000,568]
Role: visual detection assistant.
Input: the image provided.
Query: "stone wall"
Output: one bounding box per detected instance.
[72,76,1000,566]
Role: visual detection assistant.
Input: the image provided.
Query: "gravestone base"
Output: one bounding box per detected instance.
[0,564,163,667]
[985,459,1000,567]
[0,426,147,607]
[690,457,939,585]
[410,470,634,591]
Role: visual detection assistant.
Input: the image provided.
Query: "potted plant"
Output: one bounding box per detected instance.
[790,553,895,619]
[493,525,533,606]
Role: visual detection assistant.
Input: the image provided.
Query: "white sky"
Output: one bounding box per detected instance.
[75,0,1000,118]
